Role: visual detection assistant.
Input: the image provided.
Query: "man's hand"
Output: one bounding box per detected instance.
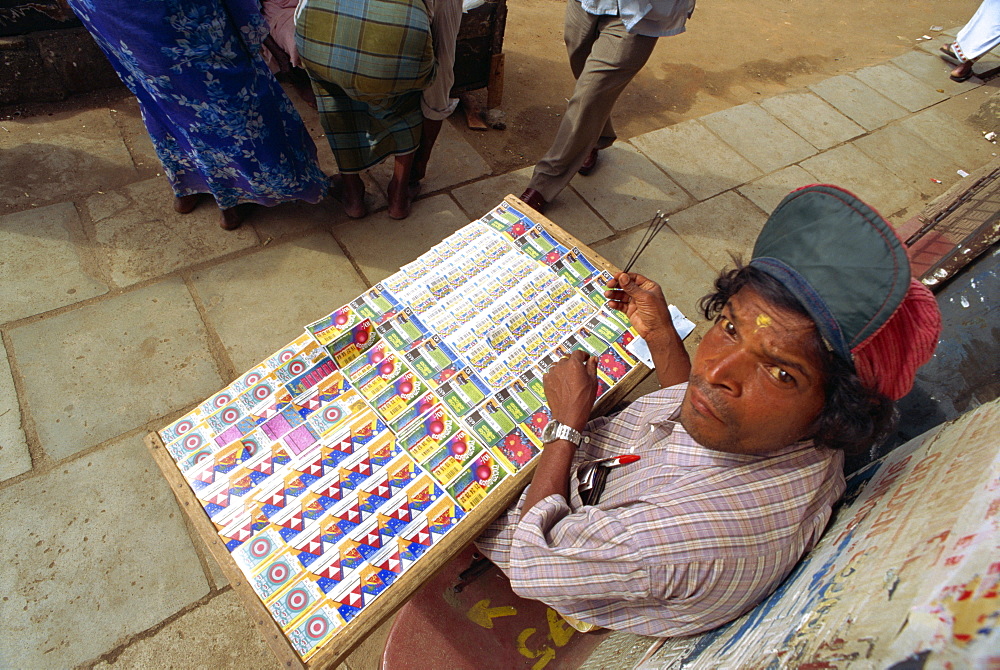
[522,350,597,515]
[542,350,598,431]
[605,272,692,388]
[605,272,673,343]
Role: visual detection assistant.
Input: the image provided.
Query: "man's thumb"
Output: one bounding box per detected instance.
[618,272,639,294]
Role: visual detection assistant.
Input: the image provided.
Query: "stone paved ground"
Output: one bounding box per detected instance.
[1,27,998,670]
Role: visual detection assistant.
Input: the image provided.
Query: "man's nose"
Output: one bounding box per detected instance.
[702,348,748,395]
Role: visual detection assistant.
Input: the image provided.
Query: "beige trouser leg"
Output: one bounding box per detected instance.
[527,0,658,202]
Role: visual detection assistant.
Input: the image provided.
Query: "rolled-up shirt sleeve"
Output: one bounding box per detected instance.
[508,493,653,604]
[497,492,763,637]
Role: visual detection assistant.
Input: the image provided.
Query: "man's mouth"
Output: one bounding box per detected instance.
[688,384,722,423]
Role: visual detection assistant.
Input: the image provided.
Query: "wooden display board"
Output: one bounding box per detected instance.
[145,195,650,669]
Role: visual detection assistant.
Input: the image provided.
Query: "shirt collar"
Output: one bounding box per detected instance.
[638,383,820,466]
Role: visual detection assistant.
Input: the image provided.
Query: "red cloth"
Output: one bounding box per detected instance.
[851,279,942,401]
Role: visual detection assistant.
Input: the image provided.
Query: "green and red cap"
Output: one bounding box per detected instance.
[750,184,941,400]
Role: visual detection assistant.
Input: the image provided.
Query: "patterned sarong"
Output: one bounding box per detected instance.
[296,0,436,172]
[67,0,328,208]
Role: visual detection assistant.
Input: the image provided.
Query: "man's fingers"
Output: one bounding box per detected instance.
[614,271,665,304]
[569,349,589,363]
[586,355,598,375]
[616,272,645,295]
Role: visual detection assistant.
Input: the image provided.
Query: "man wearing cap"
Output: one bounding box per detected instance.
[476,184,941,636]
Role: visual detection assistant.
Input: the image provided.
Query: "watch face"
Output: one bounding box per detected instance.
[541,420,559,443]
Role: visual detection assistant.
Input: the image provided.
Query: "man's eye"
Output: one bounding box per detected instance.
[721,318,736,336]
[768,367,793,384]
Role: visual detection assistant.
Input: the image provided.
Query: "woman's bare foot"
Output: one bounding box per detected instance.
[329,174,367,218]
[174,194,200,214]
[219,204,255,230]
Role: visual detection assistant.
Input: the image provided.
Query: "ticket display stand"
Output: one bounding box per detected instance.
[145,196,651,668]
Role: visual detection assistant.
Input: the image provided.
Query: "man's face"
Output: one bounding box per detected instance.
[680,286,828,454]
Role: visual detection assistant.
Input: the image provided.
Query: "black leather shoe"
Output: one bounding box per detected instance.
[519,188,548,214]
[578,148,599,176]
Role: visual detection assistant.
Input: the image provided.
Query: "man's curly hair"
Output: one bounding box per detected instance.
[699,263,895,454]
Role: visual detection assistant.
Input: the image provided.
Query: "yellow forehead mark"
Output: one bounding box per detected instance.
[755,314,773,329]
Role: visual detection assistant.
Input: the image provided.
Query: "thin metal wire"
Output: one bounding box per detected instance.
[623,210,667,274]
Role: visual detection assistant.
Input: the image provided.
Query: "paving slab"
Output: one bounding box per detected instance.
[737,165,819,215]
[629,120,762,201]
[0,337,30,482]
[450,166,612,244]
[0,107,139,214]
[190,231,369,374]
[91,591,278,670]
[0,434,209,669]
[759,91,865,151]
[590,220,723,321]
[250,197,347,240]
[926,83,1000,131]
[569,143,694,231]
[0,201,108,324]
[808,75,908,131]
[85,177,258,287]
[333,193,470,284]
[916,35,958,58]
[369,120,491,195]
[853,124,961,198]
[661,191,769,271]
[699,103,817,173]
[9,278,223,460]
[851,63,949,113]
[108,96,162,181]
[799,144,921,217]
[899,107,1000,172]
[890,50,980,95]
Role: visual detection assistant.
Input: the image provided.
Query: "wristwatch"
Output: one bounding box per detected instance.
[541,420,583,447]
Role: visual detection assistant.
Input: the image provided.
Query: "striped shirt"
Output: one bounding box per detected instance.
[476,383,846,637]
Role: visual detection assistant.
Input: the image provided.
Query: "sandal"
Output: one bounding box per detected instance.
[939,44,962,64]
[950,62,975,82]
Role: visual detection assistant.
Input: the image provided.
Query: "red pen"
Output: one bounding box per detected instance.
[593,454,640,467]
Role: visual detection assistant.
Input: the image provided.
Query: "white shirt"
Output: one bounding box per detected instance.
[580,0,696,37]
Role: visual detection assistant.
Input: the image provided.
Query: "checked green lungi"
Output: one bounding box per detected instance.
[296,0,436,173]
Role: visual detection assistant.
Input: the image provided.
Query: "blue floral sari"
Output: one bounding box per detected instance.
[68,0,328,208]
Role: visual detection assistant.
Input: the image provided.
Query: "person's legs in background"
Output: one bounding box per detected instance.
[521,0,657,212]
[942,0,1000,81]
[411,0,463,188]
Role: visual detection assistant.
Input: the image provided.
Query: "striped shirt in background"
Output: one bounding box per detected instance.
[295,0,436,172]
[476,383,846,637]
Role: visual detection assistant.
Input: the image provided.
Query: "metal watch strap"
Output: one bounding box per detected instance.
[544,420,582,446]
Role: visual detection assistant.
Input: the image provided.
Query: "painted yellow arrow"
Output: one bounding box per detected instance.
[466,598,518,629]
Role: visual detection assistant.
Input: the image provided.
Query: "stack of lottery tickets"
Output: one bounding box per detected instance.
[158,201,642,661]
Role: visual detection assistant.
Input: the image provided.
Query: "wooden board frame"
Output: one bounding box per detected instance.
[144,194,650,669]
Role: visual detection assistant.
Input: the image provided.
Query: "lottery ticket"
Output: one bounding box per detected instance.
[446,450,509,512]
